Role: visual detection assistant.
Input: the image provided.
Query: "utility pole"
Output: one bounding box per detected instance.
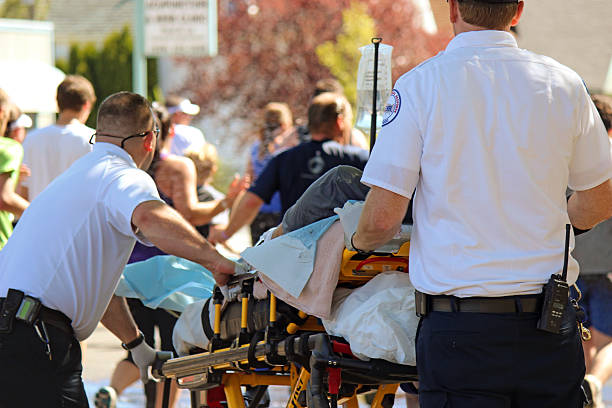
[132,0,147,97]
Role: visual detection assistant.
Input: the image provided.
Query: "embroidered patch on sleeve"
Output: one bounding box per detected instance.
[382,89,401,127]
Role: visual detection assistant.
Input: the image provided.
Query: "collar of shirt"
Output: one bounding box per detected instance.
[445,30,518,53]
[93,142,139,169]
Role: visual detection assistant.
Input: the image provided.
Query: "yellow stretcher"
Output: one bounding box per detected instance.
[153,242,416,408]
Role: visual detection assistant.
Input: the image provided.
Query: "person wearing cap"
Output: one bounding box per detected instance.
[4,104,33,183]
[0,92,239,407]
[349,0,612,406]
[165,95,206,156]
[0,100,30,249]
[5,109,32,143]
[20,74,96,201]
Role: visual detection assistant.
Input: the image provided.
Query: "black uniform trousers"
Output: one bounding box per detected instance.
[0,320,88,408]
[416,303,586,408]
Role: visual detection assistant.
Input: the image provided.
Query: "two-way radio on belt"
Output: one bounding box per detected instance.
[537,223,592,341]
[537,224,571,333]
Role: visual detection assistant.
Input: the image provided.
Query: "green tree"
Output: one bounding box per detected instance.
[315,2,375,107]
[0,0,49,20]
[56,26,159,128]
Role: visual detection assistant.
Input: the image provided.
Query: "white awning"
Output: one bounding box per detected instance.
[0,60,65,113]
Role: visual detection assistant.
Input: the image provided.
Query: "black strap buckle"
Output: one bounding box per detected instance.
[0,289,25,333]
[415,290,429,317]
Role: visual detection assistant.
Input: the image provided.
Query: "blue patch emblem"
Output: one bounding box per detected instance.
[382,89,401,127]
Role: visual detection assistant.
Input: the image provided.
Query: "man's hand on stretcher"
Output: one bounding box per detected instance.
[132,200,241,286]
[210,257,240,286]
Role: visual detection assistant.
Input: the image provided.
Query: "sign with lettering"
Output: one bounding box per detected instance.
[145,0,217,57]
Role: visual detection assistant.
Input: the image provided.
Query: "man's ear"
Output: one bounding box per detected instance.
[81,100,93,115]
[336,115,346,132]
[143,133,154,152]
[511,1,524,27]
[449,0,459,24]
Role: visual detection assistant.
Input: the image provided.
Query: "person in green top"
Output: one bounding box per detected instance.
[0,95,30,249]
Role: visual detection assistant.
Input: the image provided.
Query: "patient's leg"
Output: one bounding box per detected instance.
[282,166,369,233]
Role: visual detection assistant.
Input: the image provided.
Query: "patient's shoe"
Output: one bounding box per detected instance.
[583,374,603,408]
[94,386,117,408]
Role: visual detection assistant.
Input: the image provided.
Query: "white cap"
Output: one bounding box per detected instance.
[7,114,32,131]
[167,99,200,116]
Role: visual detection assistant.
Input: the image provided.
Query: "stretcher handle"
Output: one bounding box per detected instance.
[269,293,277,327]
[213,286,223,338]
[240,279,253,333]
[241,295,248,332]
[355,256,408,272]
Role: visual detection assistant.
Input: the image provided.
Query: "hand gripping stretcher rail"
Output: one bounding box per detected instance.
[151,236,418,408]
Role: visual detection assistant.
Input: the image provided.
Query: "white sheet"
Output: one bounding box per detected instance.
[241,216,338,297]
[322,271,418,366]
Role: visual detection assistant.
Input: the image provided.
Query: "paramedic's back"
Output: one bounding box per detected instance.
[366,31,612,297]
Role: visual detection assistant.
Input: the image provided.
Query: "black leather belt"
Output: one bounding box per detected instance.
[0,297,73,335]
[416,290,542,315]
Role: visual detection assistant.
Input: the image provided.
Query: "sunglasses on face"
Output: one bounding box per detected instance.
[90,126,160,148]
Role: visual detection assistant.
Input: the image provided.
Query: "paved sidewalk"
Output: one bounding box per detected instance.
[82,321,193,407]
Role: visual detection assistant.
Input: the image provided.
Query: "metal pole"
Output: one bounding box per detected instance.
[370,37,382,153]
[132,0,147,97]
[208,0,219,57]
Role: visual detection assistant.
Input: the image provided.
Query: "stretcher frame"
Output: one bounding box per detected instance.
[154,244,418,408]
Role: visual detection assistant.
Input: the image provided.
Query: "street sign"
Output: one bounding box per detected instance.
[144,0,218,57]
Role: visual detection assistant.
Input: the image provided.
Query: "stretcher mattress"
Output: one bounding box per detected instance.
[172,271,418,365]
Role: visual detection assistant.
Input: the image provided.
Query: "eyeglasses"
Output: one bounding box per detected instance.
[90,126,160,148]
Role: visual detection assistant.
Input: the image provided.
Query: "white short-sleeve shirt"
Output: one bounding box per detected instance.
[362,30,612,297]
[0,143,163,340]
[22,123,94,200]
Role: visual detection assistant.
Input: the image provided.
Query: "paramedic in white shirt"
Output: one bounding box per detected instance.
[165,95,206,156]
[350,1,612,407]
[0,92,237,408]
[20,75,96,200]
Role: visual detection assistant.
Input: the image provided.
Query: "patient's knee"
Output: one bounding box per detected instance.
[323,166,368,199]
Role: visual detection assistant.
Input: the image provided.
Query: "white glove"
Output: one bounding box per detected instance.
[256,227,277,245]
[131,341,159,383]
[234,259,252,276]
[333,201,365,251]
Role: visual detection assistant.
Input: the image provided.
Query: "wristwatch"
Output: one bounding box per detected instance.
[121,331,145,350]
